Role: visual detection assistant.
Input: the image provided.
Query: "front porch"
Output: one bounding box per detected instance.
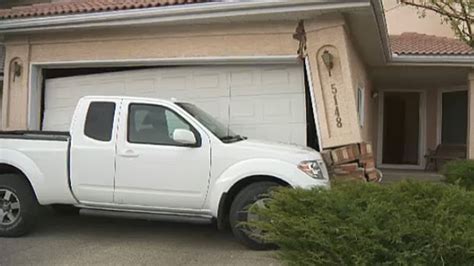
[381,169,444,184]
[371,64,472,172]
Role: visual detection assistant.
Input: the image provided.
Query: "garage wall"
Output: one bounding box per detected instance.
[2,21,300,130]
[0,82,3,129]
[29,22,299,62]
[2,16,369,150]
[1,43,30,130]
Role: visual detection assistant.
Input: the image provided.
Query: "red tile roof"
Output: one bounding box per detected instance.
[390,32,473,56]
[0,0,209,20]
[1,2,473,57]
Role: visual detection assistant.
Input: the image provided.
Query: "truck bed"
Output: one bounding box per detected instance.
[0,130,76,205]
[0,130,70,141]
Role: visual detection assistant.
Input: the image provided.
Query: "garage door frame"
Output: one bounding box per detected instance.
[28,56,321,147]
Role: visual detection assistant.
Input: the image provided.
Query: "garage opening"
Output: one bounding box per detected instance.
[38,64,313,146]
[304,64,319,151]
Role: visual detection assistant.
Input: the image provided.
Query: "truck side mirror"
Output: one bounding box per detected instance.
[172,129,197,146]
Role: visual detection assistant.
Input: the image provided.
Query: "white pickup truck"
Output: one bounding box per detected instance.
[0,96,329,249]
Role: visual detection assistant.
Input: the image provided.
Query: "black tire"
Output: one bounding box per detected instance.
[51,205,79,216]
[229,181,279,250]
[0,174,39,237]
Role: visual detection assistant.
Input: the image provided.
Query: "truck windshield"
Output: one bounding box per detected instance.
[177,103,246,143]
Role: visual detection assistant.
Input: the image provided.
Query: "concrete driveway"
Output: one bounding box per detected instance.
[0,208,279,266]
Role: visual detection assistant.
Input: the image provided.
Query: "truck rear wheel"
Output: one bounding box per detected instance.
[0,174,39,237]
[229,181,279,250]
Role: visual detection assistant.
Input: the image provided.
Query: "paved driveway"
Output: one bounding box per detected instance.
[0,208,279,266]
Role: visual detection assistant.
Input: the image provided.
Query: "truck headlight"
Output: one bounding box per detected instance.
[298,160,325,180]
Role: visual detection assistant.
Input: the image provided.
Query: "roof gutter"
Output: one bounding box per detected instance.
[369,0,392,64]
[368,0,473,68]
[0,0,370,34]
[389,54,474,67]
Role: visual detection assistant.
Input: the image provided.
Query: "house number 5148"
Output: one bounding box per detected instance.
[331,84,343,128]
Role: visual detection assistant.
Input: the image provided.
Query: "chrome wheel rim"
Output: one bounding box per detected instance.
[244,198,269,241]
[0,189,21,226]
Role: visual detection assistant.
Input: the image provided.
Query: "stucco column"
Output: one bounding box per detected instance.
[468,71,474,159]
[304,16,363,149]
[2,43,31,130]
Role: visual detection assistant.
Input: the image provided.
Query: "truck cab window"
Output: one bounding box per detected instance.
[128,104,193,146]
[84,102,116,141]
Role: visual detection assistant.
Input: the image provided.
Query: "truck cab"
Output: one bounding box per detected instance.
[0,96,329,249]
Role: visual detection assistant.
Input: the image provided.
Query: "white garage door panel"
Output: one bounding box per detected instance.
[124,79,156,96]
[230,94,305,124]
[43,80,126,130]
[231,124,306,145]
[43,65,306,145]
[230,66,304,96]
[183,97,230,125]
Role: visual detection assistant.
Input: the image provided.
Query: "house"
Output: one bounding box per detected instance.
[0,45,3,127]
[383,0,456,38]
[0,0,53,9]
[0,0,473,175]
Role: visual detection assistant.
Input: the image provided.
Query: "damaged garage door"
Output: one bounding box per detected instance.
[43,65,306,145]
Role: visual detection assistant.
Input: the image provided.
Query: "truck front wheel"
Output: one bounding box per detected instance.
[0,174,39,237]
[229,181,279,250]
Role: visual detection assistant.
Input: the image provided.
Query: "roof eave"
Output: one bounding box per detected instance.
[369,0,391,64]
[389,54,474,67]
[0,0,371,34]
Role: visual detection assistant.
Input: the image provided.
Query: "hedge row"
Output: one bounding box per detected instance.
[251,181,474,265]
[442,160,474,190]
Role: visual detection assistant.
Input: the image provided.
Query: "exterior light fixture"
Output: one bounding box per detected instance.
[12,61,22,81]
[371,90,379,99]
[321,50,334,77]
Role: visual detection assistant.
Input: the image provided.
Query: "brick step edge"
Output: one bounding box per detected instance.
[322,142,382,182]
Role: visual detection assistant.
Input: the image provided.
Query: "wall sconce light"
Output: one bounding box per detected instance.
[12,61,22,82]
[371,90,379,99]
[321,50,334,77]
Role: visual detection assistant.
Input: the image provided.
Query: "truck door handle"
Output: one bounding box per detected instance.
[119,149,139,158]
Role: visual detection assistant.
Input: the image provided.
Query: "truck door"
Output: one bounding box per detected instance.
[70,99,121,204]
[114,100,211,209]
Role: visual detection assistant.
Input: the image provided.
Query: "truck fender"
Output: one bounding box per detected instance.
[208,158,298,217]
[0,148,45,197]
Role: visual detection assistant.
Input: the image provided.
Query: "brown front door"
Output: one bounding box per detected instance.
[382,92,420,165]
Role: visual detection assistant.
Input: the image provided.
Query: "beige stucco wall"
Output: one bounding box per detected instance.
[0,82,3,130]
[26,23,300,62]
[2,21,301,130]
[468,71,474,159]
[383,0,455,38]
[305,15,366,148]
[345,27,377,148]
[426,89,438,151]
[2,43,30,130]
[2,17,368,150]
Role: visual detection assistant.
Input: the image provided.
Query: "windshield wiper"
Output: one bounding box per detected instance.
[220,135,247,143]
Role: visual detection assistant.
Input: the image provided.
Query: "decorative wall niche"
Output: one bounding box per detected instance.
[316,45,352,139]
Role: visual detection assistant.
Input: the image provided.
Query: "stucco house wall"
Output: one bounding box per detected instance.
[469,72,474,159]
[2,16,370,151]
[2,21,300,129]
[345,26,377,146]
[305,16,363,148]
[383,0,455,38]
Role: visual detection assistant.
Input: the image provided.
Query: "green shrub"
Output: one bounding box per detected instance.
[442,160,474,190]
[251,181,474,265]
